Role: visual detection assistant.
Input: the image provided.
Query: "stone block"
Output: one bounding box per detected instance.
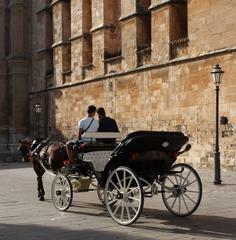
[121,18,137,70]
[151,5,170,63]
[71,0,83,37]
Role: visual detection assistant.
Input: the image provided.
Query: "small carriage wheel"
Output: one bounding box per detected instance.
[51,174,73,211]
[161,163,202,217]
[105,166,144,225]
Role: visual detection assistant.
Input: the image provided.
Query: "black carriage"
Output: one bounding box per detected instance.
[51,131,202,225]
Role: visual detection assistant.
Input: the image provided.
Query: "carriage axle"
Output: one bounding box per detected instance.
[56,190,62,196]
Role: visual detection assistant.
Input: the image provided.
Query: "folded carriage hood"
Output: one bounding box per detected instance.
[116,131,189,153]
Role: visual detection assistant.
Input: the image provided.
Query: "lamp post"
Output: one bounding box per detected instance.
[211,64,224,185]
[34,104,42,139]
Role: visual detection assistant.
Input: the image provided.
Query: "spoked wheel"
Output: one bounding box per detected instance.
[97,185,118,206]
[161,163,202,217]
[91,178,114,206]
[105,166,144,225]
[51,174,73,211]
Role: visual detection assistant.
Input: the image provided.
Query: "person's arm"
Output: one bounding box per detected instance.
[113,119,119,132]
[78,120,84,140]
[65,141,73,162]
[78,128,83,140]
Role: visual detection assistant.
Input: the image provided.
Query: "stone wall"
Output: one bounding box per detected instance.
[0,0,31,161]
[28,0,236,170]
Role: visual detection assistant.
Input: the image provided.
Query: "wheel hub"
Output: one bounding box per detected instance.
[123,192,129,202]
[116,192,123,199]
[56,190,62,196]
[116,191,130,202]
[172,185,186,197]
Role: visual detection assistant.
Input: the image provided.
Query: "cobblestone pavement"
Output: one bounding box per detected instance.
[0,162,236,240]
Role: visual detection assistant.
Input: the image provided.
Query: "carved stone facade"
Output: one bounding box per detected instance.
[1,0,236,170]
[0,0,30,160]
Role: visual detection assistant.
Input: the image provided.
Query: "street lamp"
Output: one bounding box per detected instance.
[211,64,224,185]
[34,104,42,139]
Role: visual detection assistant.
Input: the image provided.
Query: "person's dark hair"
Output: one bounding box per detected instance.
[97,107,106,116]
[87,105,96,114]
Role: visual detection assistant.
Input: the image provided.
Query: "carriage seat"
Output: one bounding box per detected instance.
[79,132,122,171]
[81,132,122,152]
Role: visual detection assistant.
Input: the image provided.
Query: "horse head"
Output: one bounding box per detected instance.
[18,139,31,162]
[18,138,45,162]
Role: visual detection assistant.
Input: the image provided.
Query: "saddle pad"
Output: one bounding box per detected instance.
[83,151,113,171]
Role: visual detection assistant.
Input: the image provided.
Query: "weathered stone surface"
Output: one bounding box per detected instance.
[71,0,83,37]
[2,0,236,170]
[121,0,136,17]
[0,0,31,160]
[188,0,236,56]
[151,5,170,64]
[91,0,104,28]
[121,18,137,69]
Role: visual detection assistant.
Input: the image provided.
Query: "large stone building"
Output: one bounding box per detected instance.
[1,0,236,170]
[0,0,31,160]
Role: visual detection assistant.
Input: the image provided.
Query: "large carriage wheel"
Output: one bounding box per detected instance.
[161,163,202,217]
[104,166,144,225]
[51,174,73,211]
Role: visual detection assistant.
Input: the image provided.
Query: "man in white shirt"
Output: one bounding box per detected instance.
[65,105,98,164]
[78,105,99,142]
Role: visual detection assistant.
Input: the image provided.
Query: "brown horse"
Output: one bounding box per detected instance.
[19,139,67,201]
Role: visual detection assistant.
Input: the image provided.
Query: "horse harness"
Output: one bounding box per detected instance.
[35,141,52,164]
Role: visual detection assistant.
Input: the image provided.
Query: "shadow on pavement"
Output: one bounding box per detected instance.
[0,224,150,240]
[54,200,236,239]
[132,207,236,239]
[67,202,108,217]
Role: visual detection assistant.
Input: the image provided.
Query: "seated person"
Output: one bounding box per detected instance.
[96,107,119,144]
[65,105,99,165]
[78,105,99,142]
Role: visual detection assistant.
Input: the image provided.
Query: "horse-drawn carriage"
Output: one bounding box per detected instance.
[47,131,202,226]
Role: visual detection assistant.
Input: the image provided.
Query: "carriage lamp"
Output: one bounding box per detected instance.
[211,64,224,185]
[35,104,42,113]
[34,104,42,139]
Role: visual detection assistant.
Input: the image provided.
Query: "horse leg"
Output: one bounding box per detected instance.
[33,160,45,201]
[37,175,45,201]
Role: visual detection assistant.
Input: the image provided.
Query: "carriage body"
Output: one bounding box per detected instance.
[71,131,188,185]
[51,131,202,226]
[105,131,188,181]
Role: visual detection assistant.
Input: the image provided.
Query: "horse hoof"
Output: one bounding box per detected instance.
[39,196,45,201]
